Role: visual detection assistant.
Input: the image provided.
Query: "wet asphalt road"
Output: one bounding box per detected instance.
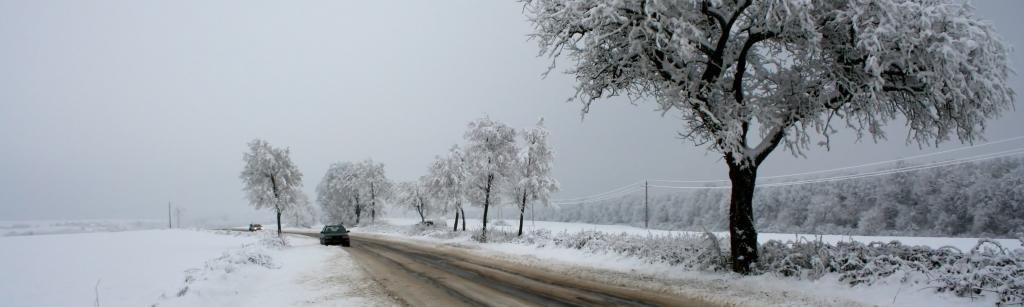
[288,231,715,307]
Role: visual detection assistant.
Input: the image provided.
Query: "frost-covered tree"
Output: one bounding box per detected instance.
[508,119,560,236]
[525,0,1013,273]
[356,159,392,224]
[464,117,518,240]
[425,145,470,231]
[317,162,363,225]
[288,193,317,228]
[240,139,305,236]
[317,160,392,225]
[395,179,432,223]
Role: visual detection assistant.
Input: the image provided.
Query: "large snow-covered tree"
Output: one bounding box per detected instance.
[464,117,519,240]
[525,0,1013,273]
[240,139,305,236]
[316,160,392,225]
[356,159,392,224]
[425,145,470,231]
[316,162,363,225]
[508,119,560,236]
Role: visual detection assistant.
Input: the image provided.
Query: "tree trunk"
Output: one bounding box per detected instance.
[269,175,282,236]
[354,196,362,225]
[519,152,534,237]
[517,191,528,236]
[276,209,283,236]
[370,183,377,224]
[460,208,466,231]
[417,198,426,223]
[453,210,460,231]
[727,160,759,274]
[481,174,493,241]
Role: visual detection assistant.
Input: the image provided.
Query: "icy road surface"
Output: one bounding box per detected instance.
[282,230,717,307]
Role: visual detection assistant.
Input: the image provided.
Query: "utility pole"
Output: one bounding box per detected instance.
[167,202,172,229]
[644,180,649,229]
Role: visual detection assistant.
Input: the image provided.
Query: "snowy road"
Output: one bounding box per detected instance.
[287,231,716,307]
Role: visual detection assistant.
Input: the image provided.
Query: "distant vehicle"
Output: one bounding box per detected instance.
[320,224,350,247]
[248,224,263,231]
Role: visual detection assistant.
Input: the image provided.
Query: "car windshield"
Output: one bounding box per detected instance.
[323,226,345,233]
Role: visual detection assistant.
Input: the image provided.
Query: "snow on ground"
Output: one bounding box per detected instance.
[0,228,396,307]
[478,237,989,307]
[364,217,1018,307]
[157,232,397,307]
[0,229,255,306]
[381,217,1024,251]
[0,219,165,236]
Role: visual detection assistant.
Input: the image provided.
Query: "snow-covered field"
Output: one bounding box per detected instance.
[364,217,1022,307]
[0,219,166,236]
[0,228,395,307]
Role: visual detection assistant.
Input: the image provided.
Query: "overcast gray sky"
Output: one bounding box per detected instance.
[2,0,1022,222]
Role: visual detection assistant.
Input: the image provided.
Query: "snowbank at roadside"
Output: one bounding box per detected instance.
[157,231,397,307]
[360,218,1023,307]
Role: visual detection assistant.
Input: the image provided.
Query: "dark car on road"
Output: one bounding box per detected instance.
[319,224,350,247]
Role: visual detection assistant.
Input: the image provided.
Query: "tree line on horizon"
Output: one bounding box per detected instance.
[539,156,1024,238]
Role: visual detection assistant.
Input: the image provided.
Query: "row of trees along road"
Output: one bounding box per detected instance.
[316,160,391,226]
[524,0,1014,273]
[402,117,560,241]
[308,117,558,241]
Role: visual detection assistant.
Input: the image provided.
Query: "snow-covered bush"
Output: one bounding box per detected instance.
[756,238,1024,305]
[409,220,449,235]
[543,230,727,271]
[160,232,284,302]
[201,245,278,274]
[397,225,728,270]
[257,231,289,249]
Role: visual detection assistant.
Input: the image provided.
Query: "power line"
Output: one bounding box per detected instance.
[649,184,730,190]
[758,136,1024,181]
[551,180,643,203]
[647,147,1024,189]
[552,188,642,205]
[564,149,1024,214]
[552,187,642,205]
[550,135,1024,205]
[757,147,1024,188]
[650,135,1024,184]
